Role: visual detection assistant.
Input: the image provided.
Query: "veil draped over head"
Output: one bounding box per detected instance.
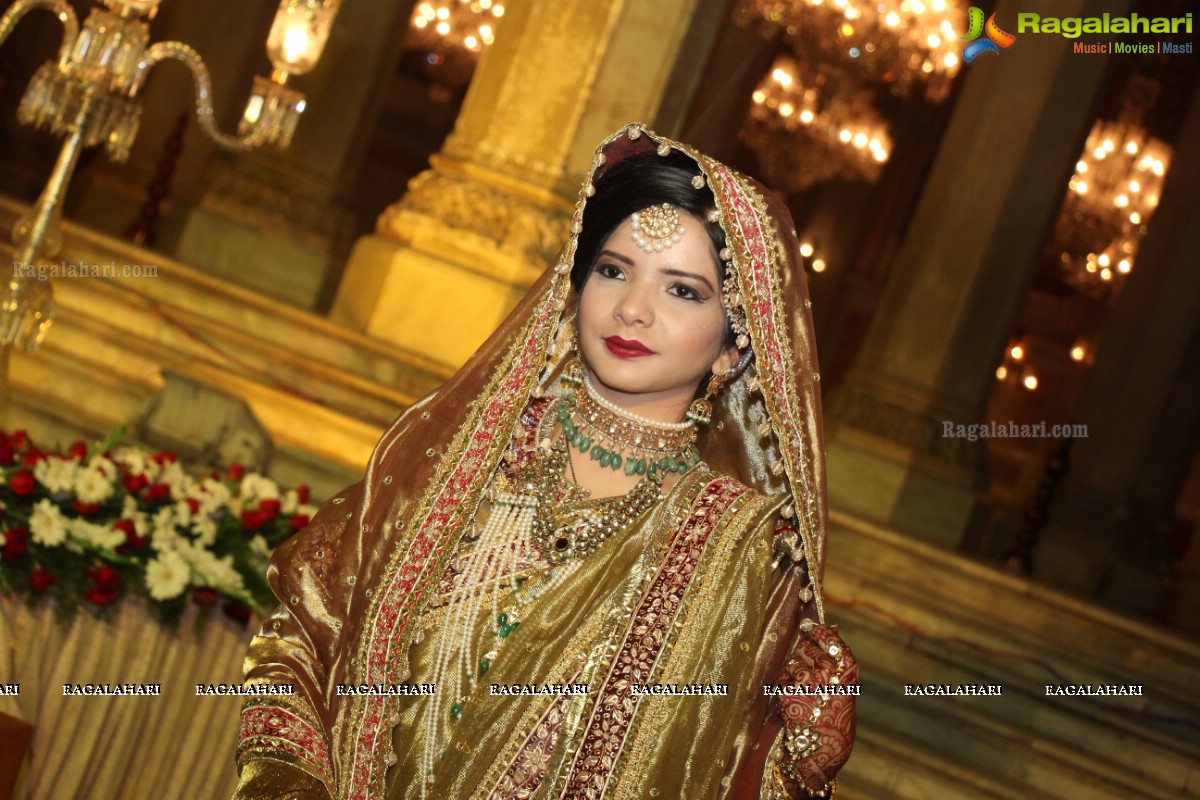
[236,124,830,799]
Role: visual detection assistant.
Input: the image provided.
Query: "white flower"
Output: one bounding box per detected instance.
[67,518,124,550]
[144,550,190,600]
[177,541,245,593]
[151,507,184,552]
[121,494,139,519]
[239,473,280,503]
[34,457,78,494]
[282,489,299,515]
[88,456,118,480]
[159,461,189,496]
[190,515,219,548]
[30,499,68,547]
[191,478,230,517]
[173,499,193,527]
[250,534,271,559]
[75,467,115,504]
[111,447,150,478]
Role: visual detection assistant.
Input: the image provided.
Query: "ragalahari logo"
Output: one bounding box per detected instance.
[961,7,1017,62]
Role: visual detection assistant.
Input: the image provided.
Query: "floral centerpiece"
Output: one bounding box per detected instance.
[0,429,316,627]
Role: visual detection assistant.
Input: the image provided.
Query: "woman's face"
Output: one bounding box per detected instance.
[577,212,737,420]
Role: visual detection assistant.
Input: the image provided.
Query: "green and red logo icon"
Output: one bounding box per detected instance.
[961,7,1017,62]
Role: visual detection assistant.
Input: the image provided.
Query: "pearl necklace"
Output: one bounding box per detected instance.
[583,373,693,431]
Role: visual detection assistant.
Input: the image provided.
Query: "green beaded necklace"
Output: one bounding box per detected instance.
[557,401,700,475]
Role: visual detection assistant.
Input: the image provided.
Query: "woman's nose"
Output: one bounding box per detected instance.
[615,282,653,326]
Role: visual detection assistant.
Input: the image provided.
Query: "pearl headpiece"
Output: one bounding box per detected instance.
[631,203,686,254]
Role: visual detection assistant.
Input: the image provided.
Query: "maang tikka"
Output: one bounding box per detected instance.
[631,203,686,253]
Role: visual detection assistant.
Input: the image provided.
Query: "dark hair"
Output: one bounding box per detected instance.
[571,151,729,294]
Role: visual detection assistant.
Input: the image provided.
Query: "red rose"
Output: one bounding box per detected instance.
[10,431,30,450]
[68,440,89,460]
[296,484,310,504]
[289,514,310,532]
[0,436,14,466]
[222,600,252,624]
[123,473,148,493]
[151,451,177,466]
[74,500,102,515]
[30,567,55,592]
[9,470,35,496]
[240,510,266,532]
[226,464,245,481]
[113,518,146,550]
[85,566,122,593]
[143,483,170,503]
[84,587,118,605]
[193,587,218,606]
[186,497,200,516]
[2,527,29,561]
[258,498,282,520]
[21,448,47,467]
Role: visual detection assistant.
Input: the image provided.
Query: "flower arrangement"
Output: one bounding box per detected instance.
[0,428,316,627]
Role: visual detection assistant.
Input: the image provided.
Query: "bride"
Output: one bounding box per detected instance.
[232,124,856,799]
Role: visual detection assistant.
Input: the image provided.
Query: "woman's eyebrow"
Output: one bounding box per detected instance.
[662,268,715,294]
[599,249,635,265]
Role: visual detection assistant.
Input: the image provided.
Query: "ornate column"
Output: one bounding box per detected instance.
[823,0,1130,548]
[331,0,721,367]
[173,0,417,309]
[1035,85,1200,615]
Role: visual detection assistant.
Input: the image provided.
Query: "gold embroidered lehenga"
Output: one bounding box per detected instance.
[232,125,853,800]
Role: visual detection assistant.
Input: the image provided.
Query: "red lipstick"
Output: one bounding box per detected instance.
[603,336,655,359]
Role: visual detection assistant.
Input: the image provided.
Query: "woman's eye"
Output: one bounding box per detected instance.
[596,263,624,280]
[670,284,703,302]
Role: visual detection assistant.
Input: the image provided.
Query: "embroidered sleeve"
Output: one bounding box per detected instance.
[237,692,334,793]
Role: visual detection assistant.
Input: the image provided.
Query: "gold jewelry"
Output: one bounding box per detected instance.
[576,372,696,454]
[631,203,686,253]
[686,366,730,426]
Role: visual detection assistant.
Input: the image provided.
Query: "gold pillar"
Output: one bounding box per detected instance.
[332,0,708,367]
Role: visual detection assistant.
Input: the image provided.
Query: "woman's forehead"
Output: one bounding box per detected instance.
[599,215,721,278]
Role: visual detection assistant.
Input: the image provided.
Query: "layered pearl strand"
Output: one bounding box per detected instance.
[582,373,693,432]
[415,368,704,792]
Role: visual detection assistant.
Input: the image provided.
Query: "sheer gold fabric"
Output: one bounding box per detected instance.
[232,124,831,799]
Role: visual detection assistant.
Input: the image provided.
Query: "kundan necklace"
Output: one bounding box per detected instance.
[559,364,701,477]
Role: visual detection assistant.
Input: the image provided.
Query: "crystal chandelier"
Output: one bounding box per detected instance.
[405,0,505,95]
[743,55,891,192]
[736,0,965,102]
[1052,80,1171,301]
[0,0,341,355]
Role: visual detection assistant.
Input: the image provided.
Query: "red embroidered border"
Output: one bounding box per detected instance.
[488,691,574,799]
[348,300,566,798]
[560,476,749,797]
[239,703,333,789]
[709,164,801,460]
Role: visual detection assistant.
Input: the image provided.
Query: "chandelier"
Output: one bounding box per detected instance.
[1052,79,1171,301]
[1,0,341,353]
[736,0,965,102]
[743,55,891,192]
[405,0,504,97]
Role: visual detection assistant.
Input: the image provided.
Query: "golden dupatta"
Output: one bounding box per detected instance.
[234,124,831,800]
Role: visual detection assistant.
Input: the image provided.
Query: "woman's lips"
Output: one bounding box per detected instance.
[603,336,655,359]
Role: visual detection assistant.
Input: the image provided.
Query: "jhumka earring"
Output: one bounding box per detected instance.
[686,367,730,426]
